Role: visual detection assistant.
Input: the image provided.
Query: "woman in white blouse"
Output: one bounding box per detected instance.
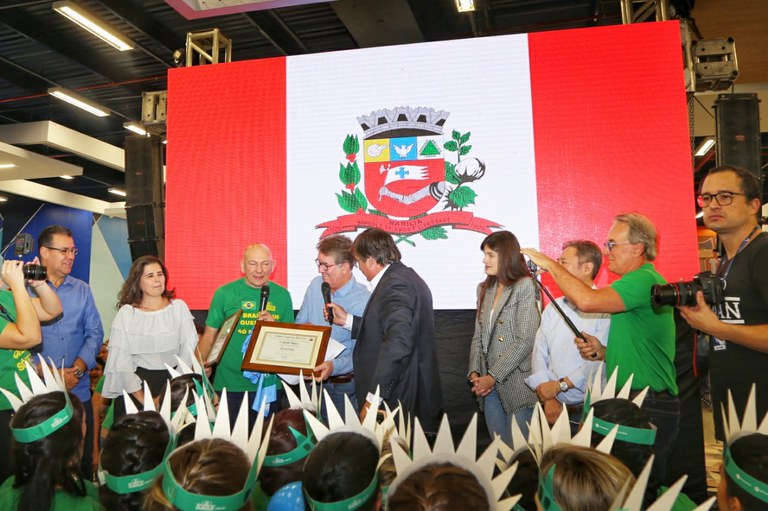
[102,256,198,404]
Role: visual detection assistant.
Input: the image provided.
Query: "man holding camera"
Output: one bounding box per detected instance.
[35,225,103,479]
[522,212,678,481]
[680,165,767,439]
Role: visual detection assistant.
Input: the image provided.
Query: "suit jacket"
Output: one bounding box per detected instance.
[468,277,539,413]
[351,262,443,431]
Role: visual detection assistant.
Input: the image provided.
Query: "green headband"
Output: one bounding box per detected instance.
[263,426,315,467]
[11,392,74,443]
[160,456,257,511]
[99,438,176,494]
[724,445,768,504]
[537,465,563,511]
[305,473,379,511]
[592,416,657,446]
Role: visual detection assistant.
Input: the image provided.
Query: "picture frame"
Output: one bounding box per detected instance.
[205,309,243,364]
[241,321,331,375]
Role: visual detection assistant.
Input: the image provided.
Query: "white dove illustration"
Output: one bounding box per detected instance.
[392,143,413,157]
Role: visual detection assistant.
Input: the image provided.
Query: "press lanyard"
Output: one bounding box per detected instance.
[717,225,761,282]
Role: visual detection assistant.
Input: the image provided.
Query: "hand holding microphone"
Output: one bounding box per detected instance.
[321,282,334,325]
[257,284,274,321]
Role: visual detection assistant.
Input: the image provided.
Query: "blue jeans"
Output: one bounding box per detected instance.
[322,380,358,421]
[484,389,533,447]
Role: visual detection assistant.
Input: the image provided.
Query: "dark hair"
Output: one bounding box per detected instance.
[100,411,170,511]
[11,392,87,511]
[117,255,176,308]
[506,449,539,511]
[145,438,253,511]
[38,224,73,254]
[353,228,401,266]
[317,235,355,266]
[302,432,380,511]
[702,165,761,202]
[589,399,653,479]
[563,240,602,280]
[478,230,531,315]
[260,408,310,496]
[388,462,489,511]
[158,374,202,411]
[724,433,768,511]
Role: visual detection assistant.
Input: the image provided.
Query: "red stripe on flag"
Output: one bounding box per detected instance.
[166,58,287,309]
[528,21,699,291]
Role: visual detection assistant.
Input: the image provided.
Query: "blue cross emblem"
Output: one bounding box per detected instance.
[395,167,409,179]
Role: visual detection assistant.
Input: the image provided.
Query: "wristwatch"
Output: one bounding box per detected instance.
[74,367,85,379]
[558,378,569,393]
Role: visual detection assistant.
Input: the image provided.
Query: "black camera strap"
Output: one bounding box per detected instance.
[718,225,761,282]
[0,302,16,324]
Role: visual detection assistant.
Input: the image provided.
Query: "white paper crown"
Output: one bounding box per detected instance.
[721,384,768,443]
[587,365,649,409]
[387,413,520,511]
[120,381,188,435]
[0,355,66,410]
[164,348,216,419]
[280,372,320,412]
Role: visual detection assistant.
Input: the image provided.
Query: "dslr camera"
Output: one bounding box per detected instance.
[650,271,725,308]
[13,233,47,281]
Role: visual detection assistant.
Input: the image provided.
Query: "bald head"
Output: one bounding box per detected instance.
[241,243,274,288]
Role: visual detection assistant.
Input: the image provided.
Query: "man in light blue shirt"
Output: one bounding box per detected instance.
[296,235,370,416]
[526,240,609,430]
[35,225,104,478]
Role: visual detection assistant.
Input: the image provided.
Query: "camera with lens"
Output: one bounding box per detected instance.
[12,233,47,281]
[650,271,725,308]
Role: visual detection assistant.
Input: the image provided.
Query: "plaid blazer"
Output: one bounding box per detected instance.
[468,277,540,413]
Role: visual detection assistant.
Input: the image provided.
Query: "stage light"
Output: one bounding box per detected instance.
[0,196,7,202]
[108,188,127,197]
[48,87,110,117]
[53,1,134,51]
[123,122,148,136]
[456,0,475,12]
[0,163,18,169]
[694,138,715,157]
[60,175,75,180]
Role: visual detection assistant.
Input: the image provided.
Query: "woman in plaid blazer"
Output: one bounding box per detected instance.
[468,231,540,445]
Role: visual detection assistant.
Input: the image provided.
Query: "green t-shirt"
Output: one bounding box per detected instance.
[206,279,294,391]
[608,264,677,395]
[0,476,103,510]
[0,291,32,411]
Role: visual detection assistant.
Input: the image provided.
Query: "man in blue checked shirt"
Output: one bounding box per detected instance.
[525,240,610,431]
[296,235,370,417]
[34,225,104,478]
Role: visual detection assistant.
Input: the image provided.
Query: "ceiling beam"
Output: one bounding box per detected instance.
[242,10,308,55]
[0,179,125,218]
[331,0,424,48]
[0,55,54,93]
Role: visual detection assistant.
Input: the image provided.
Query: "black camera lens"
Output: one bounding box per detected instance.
[651,271,725,308]
[23,264,47,281]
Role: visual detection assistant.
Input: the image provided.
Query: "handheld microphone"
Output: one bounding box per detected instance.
[321,282,334,325]
[259,285,270,312]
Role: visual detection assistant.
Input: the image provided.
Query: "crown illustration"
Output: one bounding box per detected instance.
[386,413,520,511]
[0,356,73,443]
[721,385,768,505]
[357,107,449,139]
[159,390,271,511]
[583,366,657,446]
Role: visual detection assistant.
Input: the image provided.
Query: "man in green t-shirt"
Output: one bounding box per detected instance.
[523,212,678,484]
[198,244,294,422]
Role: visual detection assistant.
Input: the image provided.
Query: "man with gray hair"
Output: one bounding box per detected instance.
[523,212,678,483]
[525,240,610,430]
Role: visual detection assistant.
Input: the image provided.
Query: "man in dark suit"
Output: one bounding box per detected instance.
[327,228,443,431]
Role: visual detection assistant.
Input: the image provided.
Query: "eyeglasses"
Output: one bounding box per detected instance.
[44,246,79,256]
[315,259,338,272]
[696,191,747,208]
[603,241,634,251]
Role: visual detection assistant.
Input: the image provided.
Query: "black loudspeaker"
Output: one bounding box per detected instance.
[124,135,164,260]
[714,93,762,192]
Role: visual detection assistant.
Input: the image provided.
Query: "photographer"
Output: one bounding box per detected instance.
[0,258,63,481]
[680,165,767,439]
[522,212,678,483]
